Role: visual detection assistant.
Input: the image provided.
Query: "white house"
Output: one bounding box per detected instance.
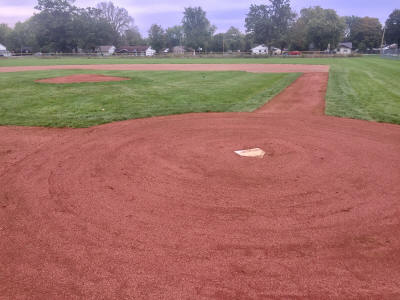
[251,45,269,55]
[97,45,116,56]
[145,46,156,56]
[0,43,11,57]
[337,42,352,55]
[271,47,282,55]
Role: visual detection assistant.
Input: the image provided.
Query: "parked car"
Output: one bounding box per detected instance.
[288,51,302,56]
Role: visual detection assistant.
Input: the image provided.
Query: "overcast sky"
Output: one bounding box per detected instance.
[0,0,397,35]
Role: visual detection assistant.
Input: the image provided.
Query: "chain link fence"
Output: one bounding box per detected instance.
[381,44,399,59]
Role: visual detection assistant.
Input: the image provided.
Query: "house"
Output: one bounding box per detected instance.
[337,42,352,55]
[0,44,11,56]
[271,47,282,55]
[116,45,156,56]
[146,46,156,56]
[96,45,116,56]
[251,45,269,55]
[172,46,185,54]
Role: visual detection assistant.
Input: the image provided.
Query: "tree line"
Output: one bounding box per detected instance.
[0,0,399,54]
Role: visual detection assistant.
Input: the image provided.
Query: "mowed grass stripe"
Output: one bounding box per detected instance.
[0,70,299,127]
[325,57,400,124]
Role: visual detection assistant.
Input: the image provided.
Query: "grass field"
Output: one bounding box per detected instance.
[1,56,399,125]
[0,70,298,127]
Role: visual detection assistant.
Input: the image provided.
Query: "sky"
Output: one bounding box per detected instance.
[0,0,398,36]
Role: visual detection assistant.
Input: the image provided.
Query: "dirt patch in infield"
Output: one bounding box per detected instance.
[1,64,400,299]
[35,73,130,84]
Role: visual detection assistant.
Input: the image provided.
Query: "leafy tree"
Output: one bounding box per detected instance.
[245,0,295,48]
[342,16,382,50]
[385,9,400,45]
[148,24,165,51]
[343,16,361,41]
[292,6,345,50]
[165,26,184,49]
[96,1,133,34]
[209,33,224,52]
[287,17,307,50]
[33,0,77,52]
[123,26,144,45]
[351,17,382,51]
[0,24,12,46]
[72,7,116,51]
[245,4,271,45]
[182,7,215,51]
[224,27,246,51]
[6,20,39,52]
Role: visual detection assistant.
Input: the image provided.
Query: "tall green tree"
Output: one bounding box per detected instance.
[351,17,382,51]
[224,27,246,51]
[123,26,144,45]
[6,20,39,52]
[96,1,134,34]
[245,0,295,48]
[148,24,165,51]
[0,24,12,46]
[385,9,400,45]
[343,15,361,41]
[33,0,77,52]
[291,6,345,50]
[182,7,215,51]
[72,7,116,51]
[165,26,184,49]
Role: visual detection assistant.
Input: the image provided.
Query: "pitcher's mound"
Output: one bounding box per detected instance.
[35,74,130,84]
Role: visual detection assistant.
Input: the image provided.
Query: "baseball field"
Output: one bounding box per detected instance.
[0,56,399,298]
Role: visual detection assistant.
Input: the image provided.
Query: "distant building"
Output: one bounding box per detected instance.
[0,44,10,56]
[337,42,352,55]
[96,45,116,56]
[271,47,282,55]
[146,46,156,56]
[251,45,269,55]
[116,45,156,56]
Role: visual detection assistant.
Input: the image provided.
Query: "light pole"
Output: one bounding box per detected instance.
[222,34,224,55]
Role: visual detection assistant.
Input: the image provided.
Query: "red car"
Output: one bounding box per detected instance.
[288,51,302,56]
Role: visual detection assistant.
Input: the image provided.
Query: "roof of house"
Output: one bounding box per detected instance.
[0,44,7,51]
[98,45,115,52]
[117,45,149,52]
[338,42,352,49]
[252,44,267,49]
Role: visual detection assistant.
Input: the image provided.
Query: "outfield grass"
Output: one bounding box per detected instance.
[0,56,399,125]
[325,58,400,124]
[0,70,299,127]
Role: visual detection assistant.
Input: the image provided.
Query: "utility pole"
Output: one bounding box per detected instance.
[222,34,224,55]
[381,26,386,56]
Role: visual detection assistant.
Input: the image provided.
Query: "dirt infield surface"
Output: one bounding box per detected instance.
[1,64,400,299]
[35,73,130,84]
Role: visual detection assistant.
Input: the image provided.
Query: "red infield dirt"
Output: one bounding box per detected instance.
[1,64,400,299]
[35,73,130,84]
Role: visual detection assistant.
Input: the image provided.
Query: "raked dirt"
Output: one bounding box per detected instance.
[1,64,399,299]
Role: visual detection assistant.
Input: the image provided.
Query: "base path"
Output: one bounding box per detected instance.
[1,64,400,299]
